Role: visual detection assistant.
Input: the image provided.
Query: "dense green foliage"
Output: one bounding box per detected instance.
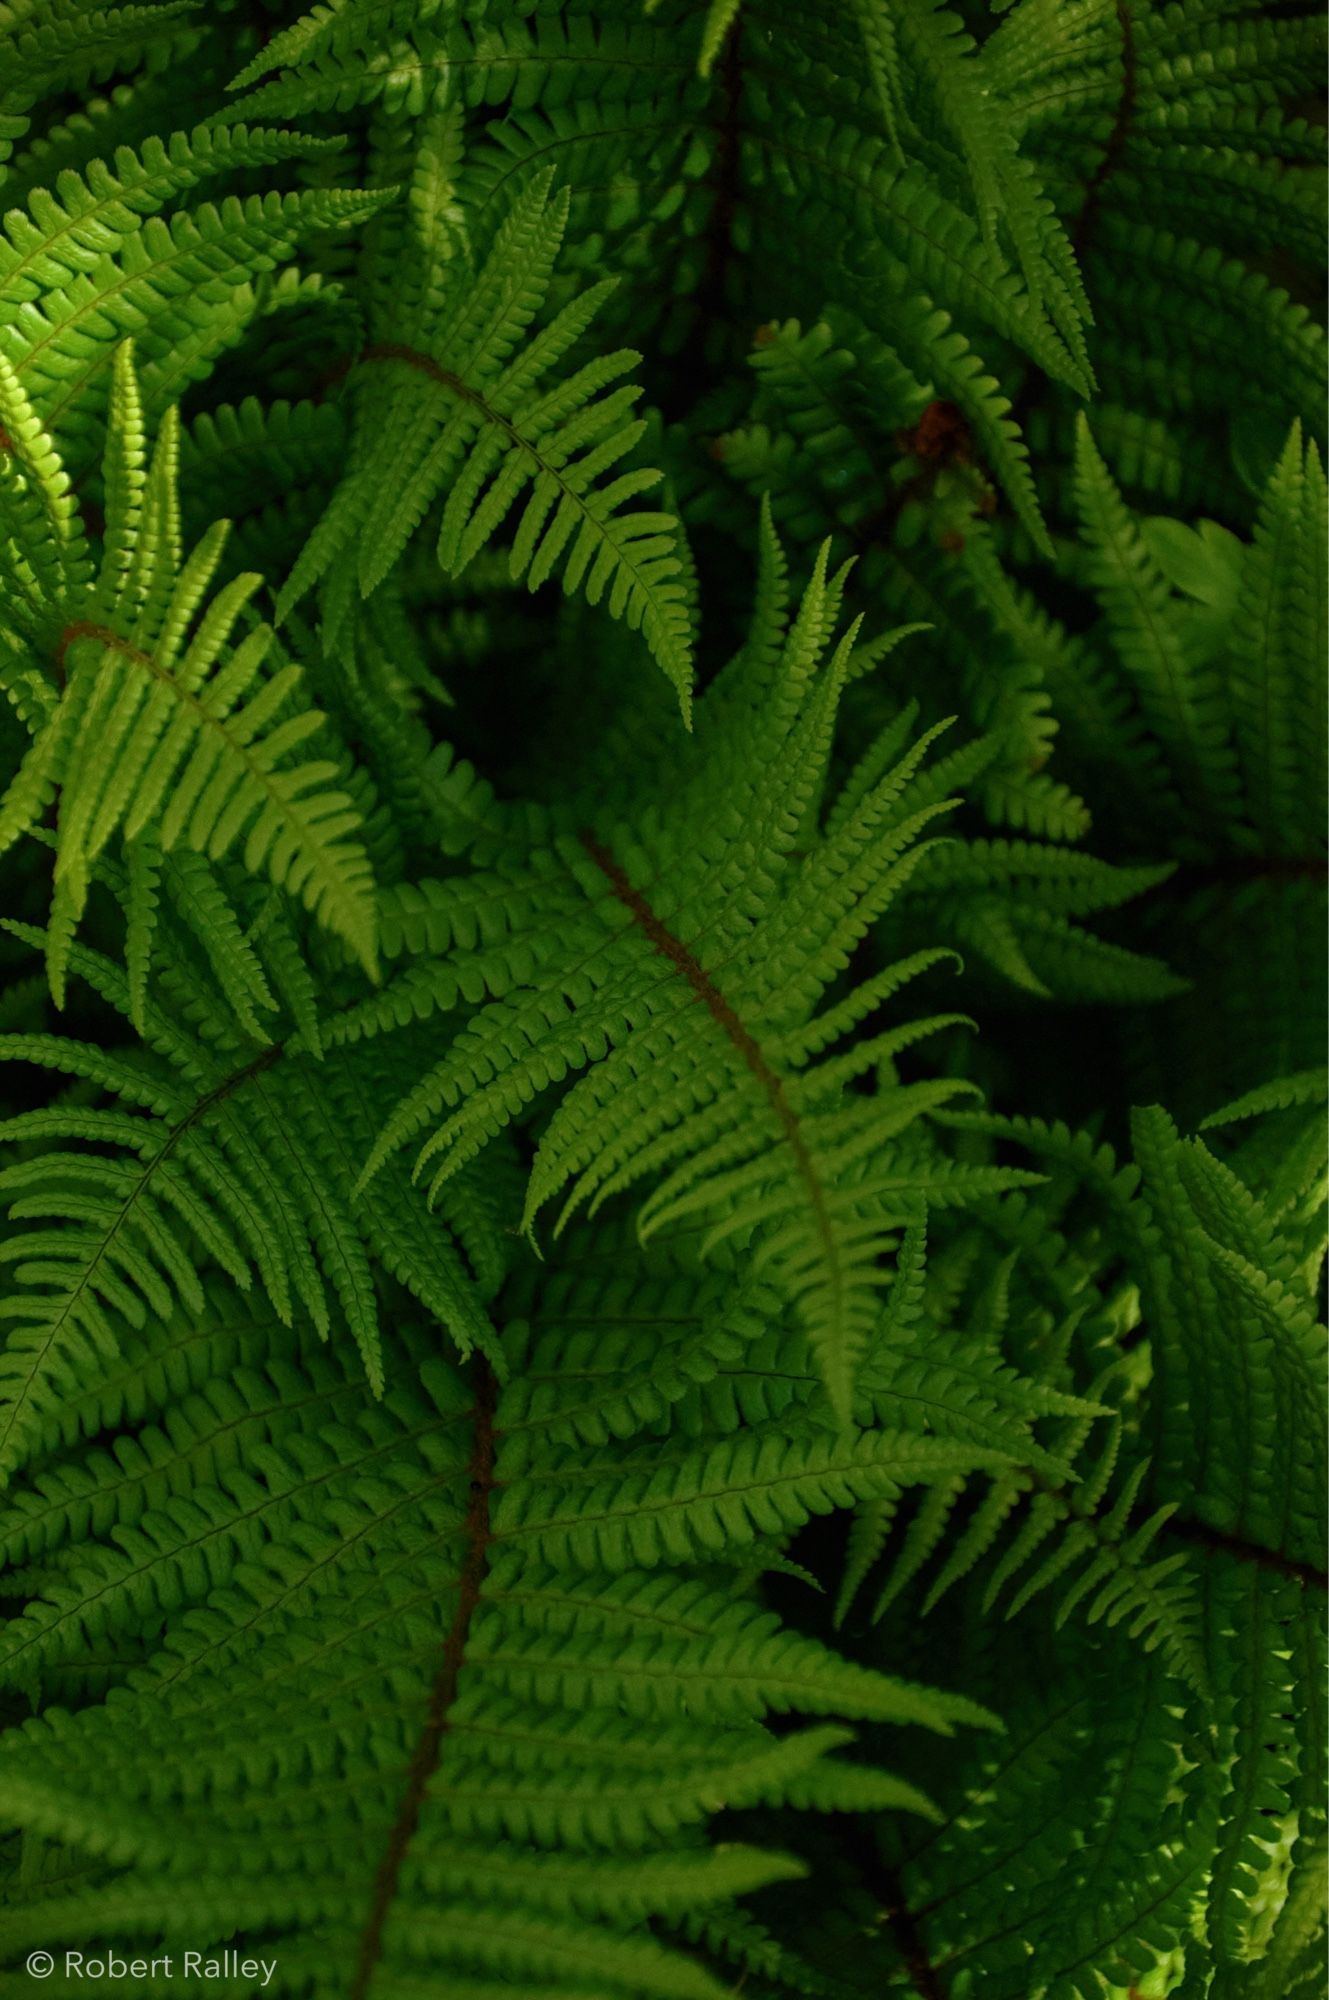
[0,2,1324,1996]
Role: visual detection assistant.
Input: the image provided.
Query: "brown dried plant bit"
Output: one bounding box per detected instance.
[897,399,975,467]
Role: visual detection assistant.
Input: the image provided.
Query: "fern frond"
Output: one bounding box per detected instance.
[278,172,694,709]
[361,528,1044,1420]
[0,348,378,993]
[0,3,1322,1990]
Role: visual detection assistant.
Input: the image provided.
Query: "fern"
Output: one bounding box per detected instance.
[0,345,378,998]
[0,3,1322,1997]
[277,165,695,708]
[359,517,1041,1421]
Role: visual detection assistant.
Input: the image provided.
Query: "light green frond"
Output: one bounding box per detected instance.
[278,174,694,710]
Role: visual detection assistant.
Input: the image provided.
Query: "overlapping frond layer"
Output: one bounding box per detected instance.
[0,1246,1020,1997]
[0,0,1321,1995]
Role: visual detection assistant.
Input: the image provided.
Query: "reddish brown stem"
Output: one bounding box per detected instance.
[695,17,746,337]
[313,340,480,407]
[348,1358,498,2000]
[56,620,152,675]
[1161,1514,1328,1592]
[1073,0,1138,266]
[881,1870,949,2000]
[577,831,832,1241]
